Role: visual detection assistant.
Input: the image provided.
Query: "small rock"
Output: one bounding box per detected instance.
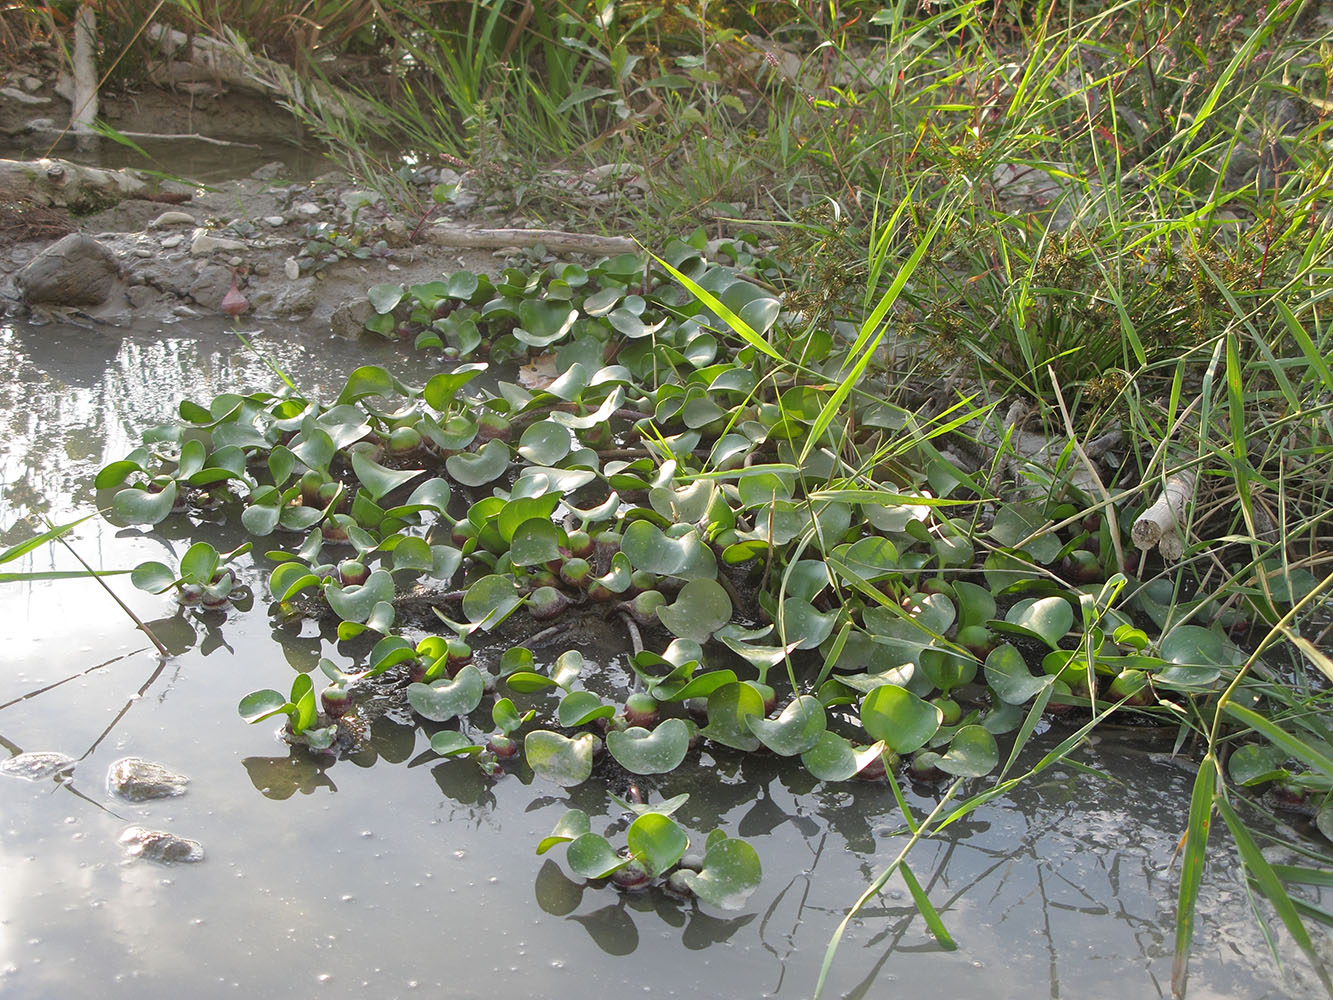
[330,296,373,339]
[107,757,189,801]
[294,201,321,217]
[132,248,152,258]
[251,263,270,277]
[187,263,233,305]
[161,234,183,249]
[251,161,284,181]
[263,216,285,227]
[125,285,157,308]
[16,233,120,306]
[119,826,204,864]
[274,278,316,316]
[172,305,201,318]
[226,255,242,268]
[148,210,195,230]
[283,257,300,281]
[21,75,42,92]
[25,117,54,132]
[0,751,75,781]
[190,229,247,256]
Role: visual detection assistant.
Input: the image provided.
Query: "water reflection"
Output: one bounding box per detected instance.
[242,753,338,799]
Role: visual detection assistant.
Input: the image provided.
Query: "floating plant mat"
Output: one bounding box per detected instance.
[3,235,1332,995]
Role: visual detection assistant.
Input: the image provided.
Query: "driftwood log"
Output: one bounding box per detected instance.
[0,158,187,211]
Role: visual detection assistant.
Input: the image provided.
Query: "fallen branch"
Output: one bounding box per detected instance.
[424,224,637,255]
[110,131,263,149]
[1132,470,1196,561]
[0,157,181,210]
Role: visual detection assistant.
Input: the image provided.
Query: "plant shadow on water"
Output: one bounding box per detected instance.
[0,315,1328,999]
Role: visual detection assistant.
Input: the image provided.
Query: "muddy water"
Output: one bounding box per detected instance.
[0,319,1325,999]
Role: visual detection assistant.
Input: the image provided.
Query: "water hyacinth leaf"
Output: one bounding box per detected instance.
[989,501,1061,564]
[627,813,689,877]
[95,457,145,489]
[351,451,424,501]
[985,643,1053,704]
[566,832,630,879]
[268,445,296,488]
[177,542,219,586]
[954,581,997,628]
[176,438,207,479]
[747,696,826,756]
[925,725,998,777]
[498,646,534,677]
[429,731,484,757]
[657,578,733,641]
[268,561,322,602]
[551,650,585,691]
[775,596,839,651]
[995,596,1074,650]
[701,682,764,751]
[367,284,405,315]
[678,838,762,910]
[606,720,691,774]
[422,366,486,411]
[651,669,737,703]
[113,483,177,525]
[391,536,434,572]
[406,665,485,721]
[537,809,591,855]
[829,536,900,583]
[515,299,578,347]
[558,690,615,727]
[1160,625,1226,666]
[518,420,573,465]
[649,480,714,523]
[462,574,522,630]
[621,519,700,576]
[506,670,560,693]
[324,570,394,623]
[525,731,598,787]
[920,647,977,694]
[238,688,289,724]
[801,734,887,781]
[1228,744,1287,786]
[131,561,177,593]
[290,673,317,733]
[510,519,562,566]
[446,439,510,487]
[400,477,452,515]
[291,428,334,474]
[336,364,397,404]
[496,494,561,542]
[860,685,941,754]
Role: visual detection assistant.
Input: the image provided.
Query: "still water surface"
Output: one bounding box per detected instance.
[0,319,1323,998]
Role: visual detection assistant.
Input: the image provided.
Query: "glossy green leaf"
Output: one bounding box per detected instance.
[446,439,510,487]
[606,719,691,774]
[462,574,523,630]
[429,731,484,757]
[801,734,887,781]
[406,665,485,721]
[656,578,733,641]
[324,569,394,623]
[628,813,689,877]
[131,560,177,593]
[112,483,177,525]
[677,837,762,910]
[525,730,598,787]
[537,809,591,855]
[558,690,615,727]
[700,682,764,751]
[984,643,1053,704]
[747,696,826,755]
[351,451,424,501]
[238,688,289,724]
[566,832,630,878]
[860,685,940,754]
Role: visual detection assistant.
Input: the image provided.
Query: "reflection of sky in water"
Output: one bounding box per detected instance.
[0,320,1326,998]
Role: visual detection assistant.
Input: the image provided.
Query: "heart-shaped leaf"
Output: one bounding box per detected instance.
[984,643,1054,704]
[860,684,941,754]
[131,560,177,594]
[351,451,424,501]
[518,420,573,465]
[429,731,484,757]
[801,734,887,781]
[927,725,998,777]
[700,682,764,751]
[656,578,732,641]
[537,809,591,855]
[407,665,484,721]
[627,813,688,877]
[446,439,510,487]
[677,837,762,910]
[746,696,826,755]
[324,569,394,623]
[462,574,523,630]
[566,832,629,878]
[112,483,177,525]
[525,730,598,787]
[994,596,1074,650]
[558,690,615,727]
[606,720,691,774]
[238,689,289,724]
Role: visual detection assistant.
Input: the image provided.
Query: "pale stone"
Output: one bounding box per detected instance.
[148,210,195,229]
[190,229,246,256]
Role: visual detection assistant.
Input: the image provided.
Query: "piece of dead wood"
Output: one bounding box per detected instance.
[110,131,263,149]
[1132,469,1196,562]
[424,224,637,256]
[0,157,185,210]
[146,24,381,122]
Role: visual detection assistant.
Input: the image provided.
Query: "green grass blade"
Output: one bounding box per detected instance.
[900,862,957,950]
[649,253,786,365]
[1276,300,1333,393]
[1173,753,1217,999]
[0,515,95,565]
[1216,795,1329,986]
[1224,703,1333,778]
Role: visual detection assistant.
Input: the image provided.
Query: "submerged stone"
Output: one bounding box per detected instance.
[107,757,189,801]
[0,751,75,781]
[16,233,120,306]
[119,826,204,864]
